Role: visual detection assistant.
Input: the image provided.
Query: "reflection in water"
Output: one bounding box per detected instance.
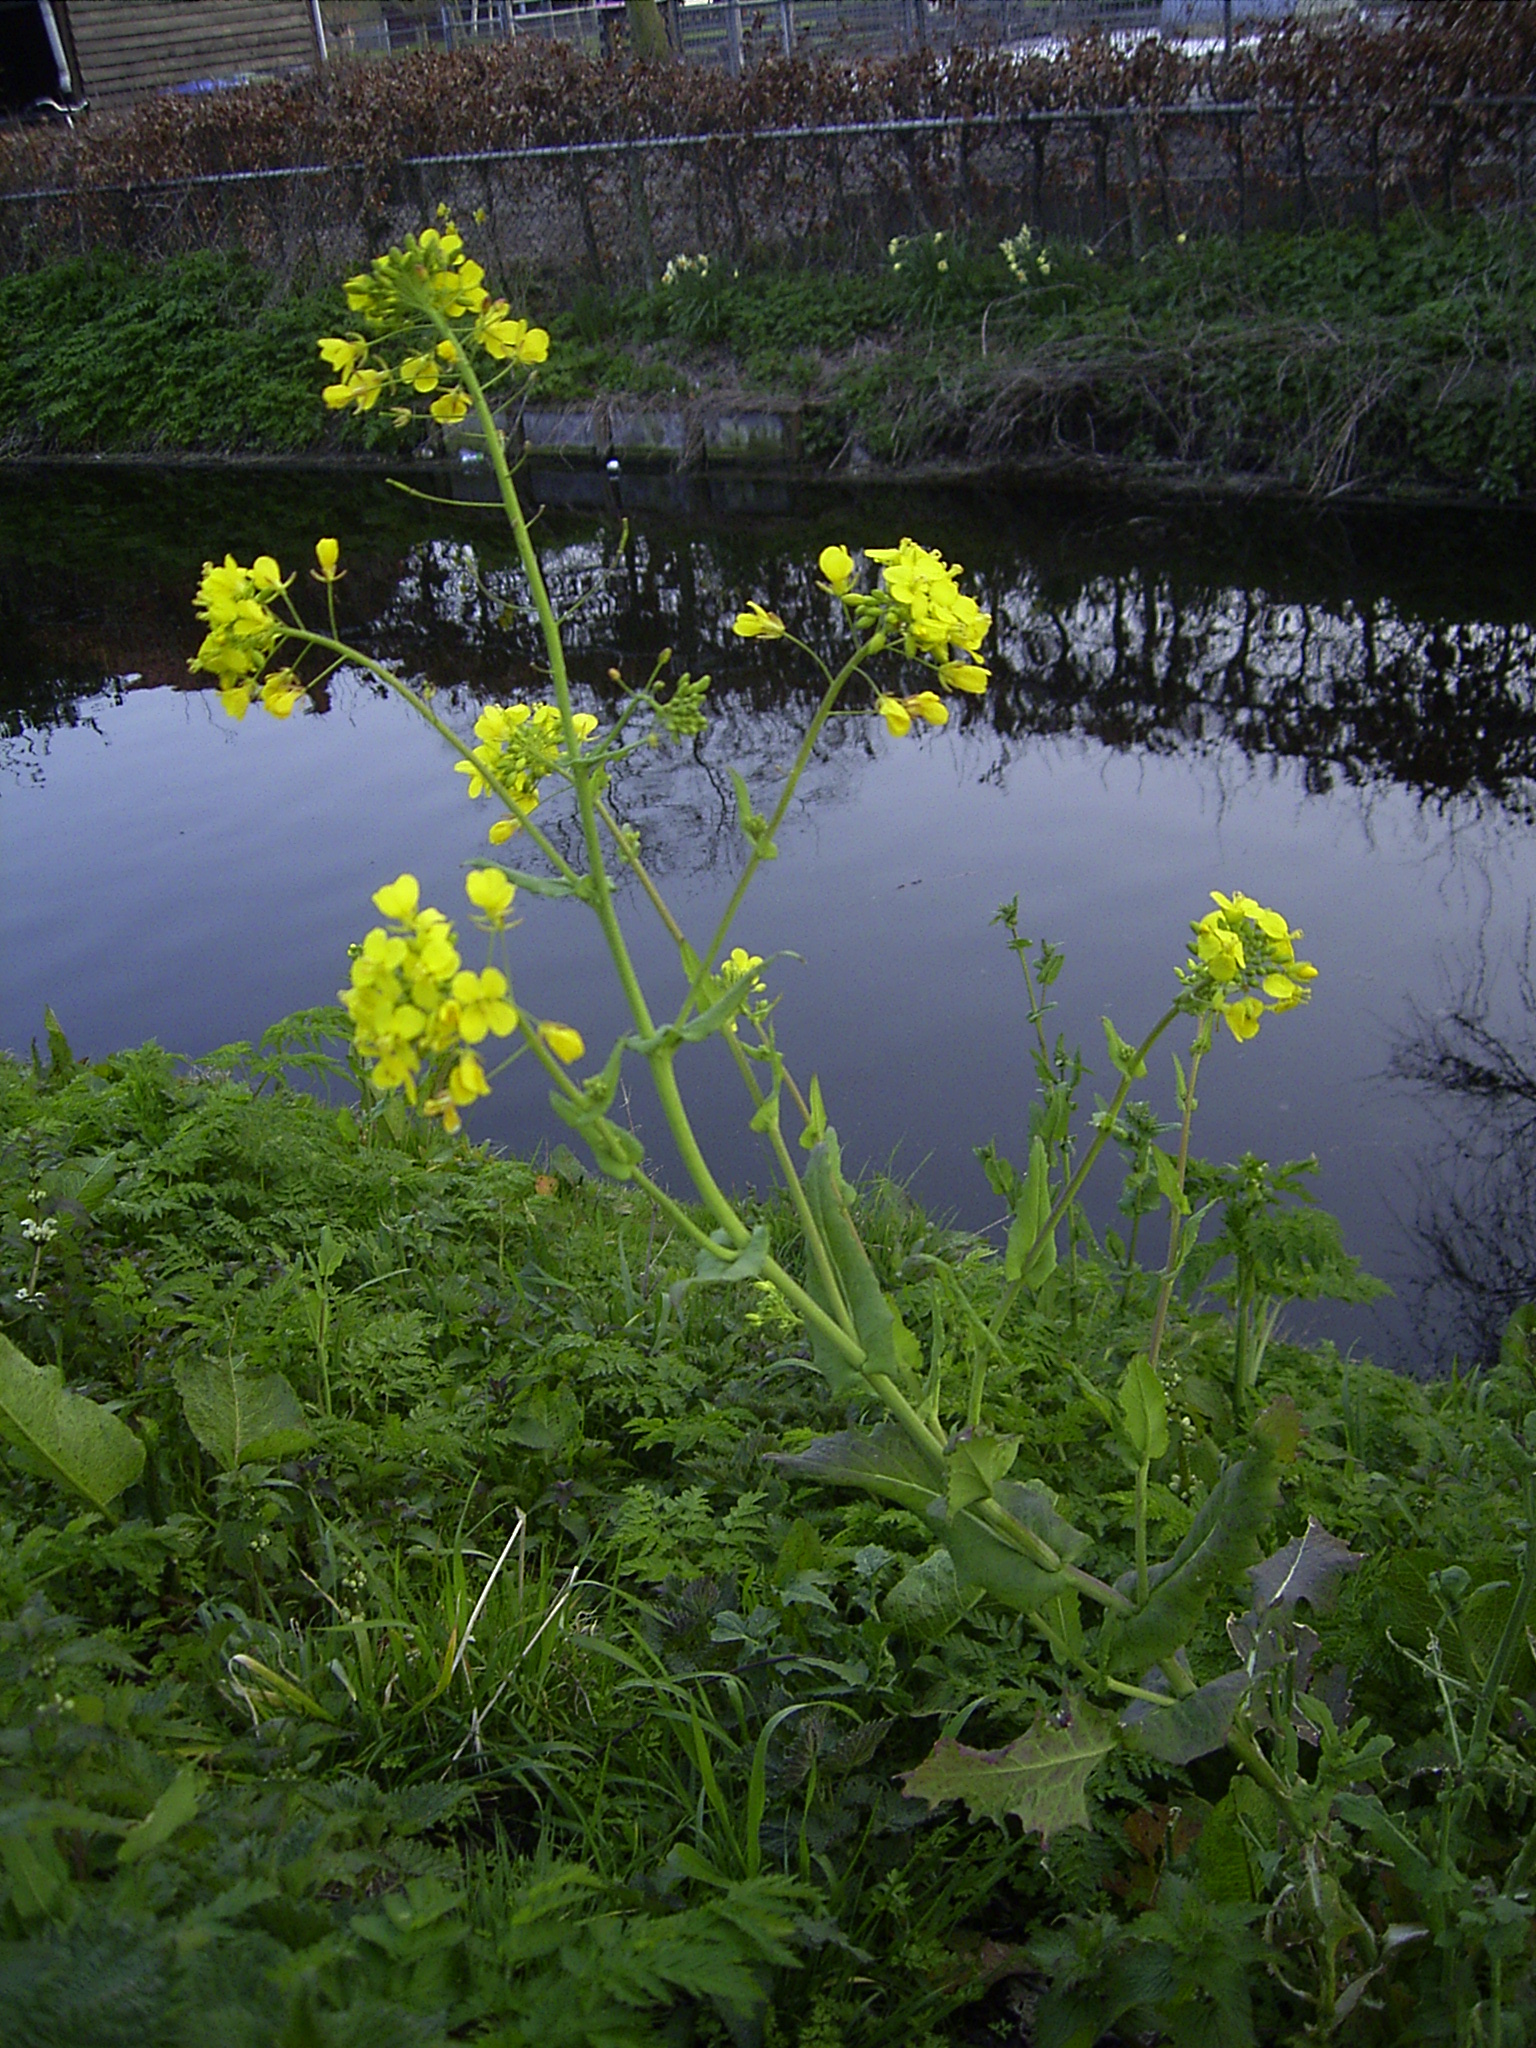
[1391,940,1536,1364]
[3,467,1535,1368]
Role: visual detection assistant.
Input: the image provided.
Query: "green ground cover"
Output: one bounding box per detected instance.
[5,1018,1536,2046]
[1,211,1532,498]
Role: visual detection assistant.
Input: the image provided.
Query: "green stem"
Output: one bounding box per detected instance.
[992,1004,1181,1338]
[592,790,688,948]
[1135,1458,1150,1605]
[1146,1037,1206,1380]
[688,635,883,1026]
[1226,1722,1301,1828]
[284,633,584,893]
[750,1077,854,1335]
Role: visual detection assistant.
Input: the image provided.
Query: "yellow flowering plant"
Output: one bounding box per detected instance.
[191,220,1335,1848]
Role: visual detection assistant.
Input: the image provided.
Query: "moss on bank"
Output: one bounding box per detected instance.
[1,212,1533,498]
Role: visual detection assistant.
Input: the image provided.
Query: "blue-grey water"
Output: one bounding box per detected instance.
[5,464,1535,1371]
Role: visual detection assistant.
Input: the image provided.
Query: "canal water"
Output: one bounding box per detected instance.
[4,464,1535,1372]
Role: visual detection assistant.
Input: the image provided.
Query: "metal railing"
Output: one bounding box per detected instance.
[326,0,1219,70]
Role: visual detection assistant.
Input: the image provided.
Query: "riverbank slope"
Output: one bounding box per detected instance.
[1,210,1532,502]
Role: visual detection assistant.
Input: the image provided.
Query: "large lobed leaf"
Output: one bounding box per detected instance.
[899,1698,1116,1843]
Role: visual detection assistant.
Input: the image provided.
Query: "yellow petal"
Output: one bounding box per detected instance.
[540,1023,585,1064]
[465,867,517,922]
[373,873,421,923]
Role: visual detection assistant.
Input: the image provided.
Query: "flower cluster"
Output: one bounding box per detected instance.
[318,216,549,430]
[1179,891,1318,1041]
[455,702,598,843]
[661,252,711,286]
[340,872,518,1131]
[710,947,770,1036]
[735,539,991,739]
[191,541,344,720]
[189,552,311,721]
[1000,222,1053,284]
[888,230,950,277]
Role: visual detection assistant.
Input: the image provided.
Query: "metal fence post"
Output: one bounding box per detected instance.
[779,0,794,58]
[725,0,743,74]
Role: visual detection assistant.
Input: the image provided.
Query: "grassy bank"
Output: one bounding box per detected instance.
[2,211,1533,499]
[4,1024,1536,2044]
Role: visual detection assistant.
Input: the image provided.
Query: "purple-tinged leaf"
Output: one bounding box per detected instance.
[898,1698,1116,1843]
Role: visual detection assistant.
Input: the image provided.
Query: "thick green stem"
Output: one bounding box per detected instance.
[1135,1459,1150,1604]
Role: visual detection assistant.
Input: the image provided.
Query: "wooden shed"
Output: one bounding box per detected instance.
[38,1,326,112]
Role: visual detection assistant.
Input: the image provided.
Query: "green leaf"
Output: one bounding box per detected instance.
[940,1478,1090,1617]
[1197,1790,1259,1904]
[882,1548,975,1638]
[0,1335,144,1509]
[798,1073,828,1152]
[731,768,777,858]
[1004,1134,1057,1289]
[1102,1431,1282,1676]
[1501,1304,1536,1374]
[1332,1792,1435,1897]
[502,1386,581,1452]
[1102,1015,1147,1080]
[899,1698,1116,1843]
[482,864,582,900]
[1118,1354,1169,1464]
[43,1005,76,1078]
[946,1429,1020,1514]
[117,1769,199,1866]
[768,1422,943,1513]
[669,1225,771,1306]
[799,1134,918,1399]
[0,1833,69,1920]
[1120,1669,1249,1766]
[174,1356,309,1471]
[1150,1145,1190,1215]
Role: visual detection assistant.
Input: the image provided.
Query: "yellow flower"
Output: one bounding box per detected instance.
[1221,997,1264,1043]
[1180,890,1318,1033]
[317,335,367,376]
[473,305,550,365]
[190,554,287,699]
[314,537,340,581]
[541,1023,585,1064]
[429,388,472,425]
[450,967,517,1042]
[464,867,517,926]
[903,690,948,727]
[732,603,786,640]
[938,659,990,693]
[219,685,253,722]
[323,366,392,412]
[876,693,912,737]
[373,873,421,923]
[261,670,304,718]
[423,1051,491,1133]
[818,544,856,594]
[399,352,441,394]
[719,947,764,983]
[1194,913,1245,984]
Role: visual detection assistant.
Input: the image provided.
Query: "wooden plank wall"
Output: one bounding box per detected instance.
[62,1,321,108]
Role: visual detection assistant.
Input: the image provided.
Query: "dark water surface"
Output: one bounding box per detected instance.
[5,464,1536,1371]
